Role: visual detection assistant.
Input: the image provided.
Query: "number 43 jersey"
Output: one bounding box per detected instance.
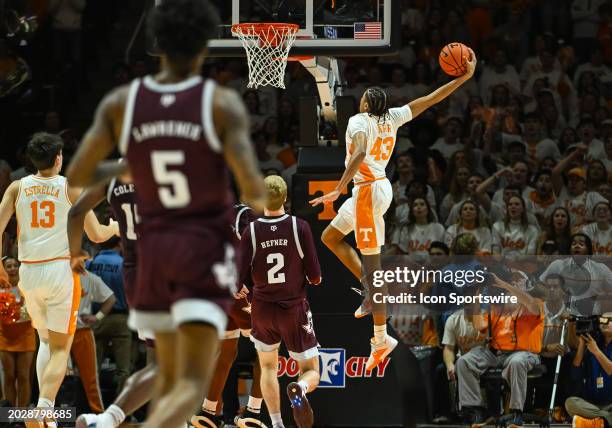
[238,215,322,306]
[345,105,412,184]
[15,174,72,263]
[120,76,235,234]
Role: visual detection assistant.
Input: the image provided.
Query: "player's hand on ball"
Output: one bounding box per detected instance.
[310,189,341,207]
[70,250,90,275]
[463,48,476,78]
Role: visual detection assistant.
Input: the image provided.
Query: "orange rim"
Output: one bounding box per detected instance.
[231,22,299,47]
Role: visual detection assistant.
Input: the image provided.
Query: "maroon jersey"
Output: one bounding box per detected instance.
[107,177,138,266]
[238,214,321,305]
[233,203,257,243]
[119,76,234,233]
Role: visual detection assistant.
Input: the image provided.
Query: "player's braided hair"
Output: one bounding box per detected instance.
[364,86,389,123]
[148,0,220,63]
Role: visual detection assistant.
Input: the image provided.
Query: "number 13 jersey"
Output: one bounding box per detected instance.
[120,76,234,233]
[15,174,71,263]
[345,105,412,184]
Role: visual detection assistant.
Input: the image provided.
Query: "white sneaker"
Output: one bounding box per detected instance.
[76,413,116,428]
[365,335,398,371]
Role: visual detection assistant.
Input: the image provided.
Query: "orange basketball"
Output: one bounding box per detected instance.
[439,42,472,77]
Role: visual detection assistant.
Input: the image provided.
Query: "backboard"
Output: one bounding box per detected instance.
[207,0,400,57]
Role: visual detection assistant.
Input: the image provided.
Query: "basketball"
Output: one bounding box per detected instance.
[439,42,472,77]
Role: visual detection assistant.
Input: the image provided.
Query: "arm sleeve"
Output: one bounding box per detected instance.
[388,105,413,129]
[88,272,114,303]
[299,220,322,284]
[239,225,254,289]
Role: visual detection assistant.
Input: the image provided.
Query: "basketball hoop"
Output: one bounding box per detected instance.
[231,23,299,89]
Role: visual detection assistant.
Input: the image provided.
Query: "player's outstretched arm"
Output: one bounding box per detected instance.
[67,185,106,273]
[67,186,119,245]
[215,87,266,213]
[0,181,19,286]
[66,87,127,188]
[310,132,367,206]
[408,49,476,120]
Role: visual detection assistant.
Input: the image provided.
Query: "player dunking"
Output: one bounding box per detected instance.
[240,176,322,428]
[310,53,476,370]
[66,164,157,428]
[0,133,118,428]
[65,1,265,427]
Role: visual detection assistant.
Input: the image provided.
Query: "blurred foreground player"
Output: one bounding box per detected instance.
[240,176,322,428]
[65,0,266,426]
[67,167,158,428]
[310,51,477,370]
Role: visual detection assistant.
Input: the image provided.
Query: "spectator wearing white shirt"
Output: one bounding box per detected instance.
[581,201,612,255]
[478,49,521,106]
[389,197,445,258]
[444,200,492,255]
[539,233,612,315]
[572,0,607,62]
[492,195,540,256]
[431,116,464,161]
[520,34,562,84]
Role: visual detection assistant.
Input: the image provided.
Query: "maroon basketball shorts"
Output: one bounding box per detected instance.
[250,298,319,361]
[128,228,236,337]
[122,262,137,307]
[224,297,252,339]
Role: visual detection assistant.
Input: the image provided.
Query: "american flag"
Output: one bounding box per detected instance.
[354,22,382,39]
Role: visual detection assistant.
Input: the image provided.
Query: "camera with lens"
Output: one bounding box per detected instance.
[571,315,602,339]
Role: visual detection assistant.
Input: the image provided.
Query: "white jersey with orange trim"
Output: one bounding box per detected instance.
[345,105,413,184]
[15,174,71,263]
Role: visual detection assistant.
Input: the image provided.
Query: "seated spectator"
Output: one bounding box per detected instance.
[573,118,606,161]
[553,146,607,227]
[573,46,612,90]
[390,151,437,210]
[581,201,612,255]
[527,169,558,226]
[542,103,568,140]
[457,273,544,426]
[559,127,580,154]
[394,179,437,227]
[431,116,464,161]
[587,160,608,192]
[520,34,562,85]
[445,173,486,226]
[387,65,415,107]
[539,233,612,316]
[478,48,521,106]
[440,165,470,222]
[71,271,116,414]
[565,313,612,428]
[492,195,540,256]
[388,197,444,258]
[491,162,535,208]
[444,200,492,255]
[0,257,35,407]
[538,207,573,254]
[503,113,561,162]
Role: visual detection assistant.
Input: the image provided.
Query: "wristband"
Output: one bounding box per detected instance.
[95,312,105,321]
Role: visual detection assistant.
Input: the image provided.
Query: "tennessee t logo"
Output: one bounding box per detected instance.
[359,228,373,242]
[309,181,348,220]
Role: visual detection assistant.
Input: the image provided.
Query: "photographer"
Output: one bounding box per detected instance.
[565,313,612,428]
[456,271,544,426]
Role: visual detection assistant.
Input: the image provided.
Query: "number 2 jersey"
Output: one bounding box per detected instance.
[119,75,234,234]
[238,214,321,305]
[345,105,412,184]
[15,174,71,263]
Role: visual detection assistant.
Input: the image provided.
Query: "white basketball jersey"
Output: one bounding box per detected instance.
[15,175,72,262]
[345,105,412,184]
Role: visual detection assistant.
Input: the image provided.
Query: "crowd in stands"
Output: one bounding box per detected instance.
[0,0,611,427]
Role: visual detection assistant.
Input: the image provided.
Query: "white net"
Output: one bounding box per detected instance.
[232,23,299,89]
